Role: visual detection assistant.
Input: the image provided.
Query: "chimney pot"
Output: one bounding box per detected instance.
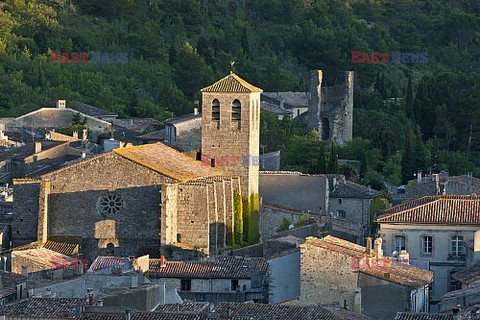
[365,237,372,256]
[34,141,42,154]
[194,108,199,115]
[160,255,166,267]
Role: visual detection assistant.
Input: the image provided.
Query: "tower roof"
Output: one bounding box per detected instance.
[201,72,263,93]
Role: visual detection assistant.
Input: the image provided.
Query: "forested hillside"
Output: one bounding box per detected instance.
[1,0,479,184]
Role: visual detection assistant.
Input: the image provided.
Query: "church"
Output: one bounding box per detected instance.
[11,72,262,260]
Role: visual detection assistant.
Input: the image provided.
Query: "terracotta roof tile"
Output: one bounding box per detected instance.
[215,302,340,320]
[0,298,85,317]
[453,263,480,284]
[394,313,455,320]
[149,256,268,279]
[114,142,223,182]
[377,195,480,224]
[44,236,82,256]
[89,256,131,272]
[201,73,263,93]
[330,181,379,199]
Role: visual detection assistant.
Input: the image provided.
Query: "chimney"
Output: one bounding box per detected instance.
[374,238,383,258]
[126,308,132,320]
[474,230,480,264]
[87,288,93,305]
[333,177,337,188]
[82,128,88,142]
[433,174,440,195]
[72,131,78,140]
[34,141,42,154]
[21,266,28,276]
[280,97,285,109]
[399,250,409,264]
[160,255,166,267]
[194,108,199,115]
[129,119,134,126]
[81,152,86,159]
[353,288,361,314]
[56,100,66,109]
[417,170,422,183]
[365,237,372,256]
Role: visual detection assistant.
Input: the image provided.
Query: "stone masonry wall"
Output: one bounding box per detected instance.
[201,91,260,196]
[12,179,41,247]
[260,205,306,241]
[14,153,173,257]
[294,240,358,308]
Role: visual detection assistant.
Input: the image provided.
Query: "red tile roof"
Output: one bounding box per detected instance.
[149,256,268,279]
[114,142,223,182]
[201,73,263,93]
[377,195,480,224]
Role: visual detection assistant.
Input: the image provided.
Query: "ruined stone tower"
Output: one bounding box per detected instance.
[306,70,354,145]
[201,72,262,196]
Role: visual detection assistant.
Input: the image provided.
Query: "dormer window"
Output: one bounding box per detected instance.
[232,99,241,128]
[212,99,220,121]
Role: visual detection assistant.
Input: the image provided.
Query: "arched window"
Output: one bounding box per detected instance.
[212,99,220,121]
[106,242,115,255]
[232,99,241,128]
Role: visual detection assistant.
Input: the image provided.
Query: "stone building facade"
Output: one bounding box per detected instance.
[12,143,240,260]
[201,72,262,196]
[306,70,354,145]
[290,236,432,319]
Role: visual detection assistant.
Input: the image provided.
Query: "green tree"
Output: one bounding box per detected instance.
[327,139,339,174]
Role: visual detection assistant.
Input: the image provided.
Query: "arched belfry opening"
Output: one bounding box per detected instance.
[212,99,220,121]
[232,99,241,128]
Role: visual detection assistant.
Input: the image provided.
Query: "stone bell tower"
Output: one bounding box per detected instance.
[201,72,262,196]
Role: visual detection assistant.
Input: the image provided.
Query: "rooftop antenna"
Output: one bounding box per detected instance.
[230,61,235,74]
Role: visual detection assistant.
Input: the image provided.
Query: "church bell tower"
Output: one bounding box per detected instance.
[201,72,262,196]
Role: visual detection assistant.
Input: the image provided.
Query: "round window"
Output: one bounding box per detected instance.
[97,193,125,217]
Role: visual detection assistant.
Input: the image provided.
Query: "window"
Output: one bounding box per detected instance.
[181,279,191,291]
[394,235,406,253]
[422,236,433,254]
[106,243,114,255]
[338,199,342,204]
[337,210,346,218]
[97,193,125,217]
[212,99,220,121]
[177,234,182,243]
[449,271,462,291]
[451,236,464,256]
[232,99,241,128]
[231,279,239,291]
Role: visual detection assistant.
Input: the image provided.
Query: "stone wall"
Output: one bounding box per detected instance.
[306,70,353,145]
[260,204,306,240]
[12,179,41,247]
[201,91,260,196]
[294,240,358,308]
[7,108,111,133]
[259,173,328,214]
